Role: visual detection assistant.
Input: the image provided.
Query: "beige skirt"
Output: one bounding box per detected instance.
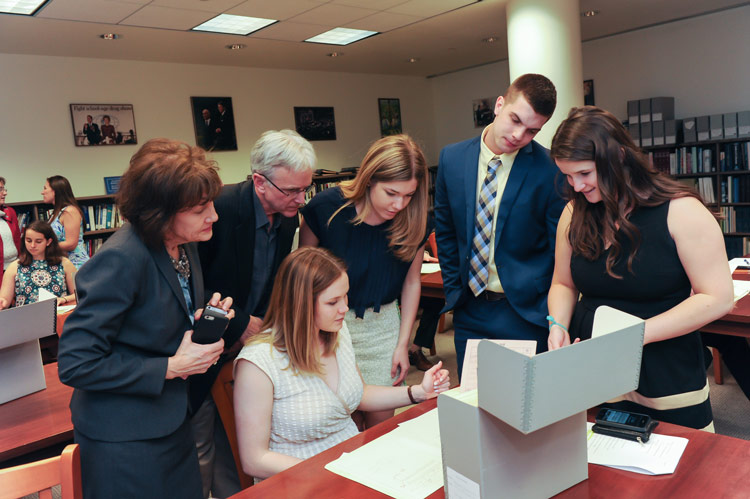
[345,300,402,387]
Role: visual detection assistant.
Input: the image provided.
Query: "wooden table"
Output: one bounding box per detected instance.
[0,363,73,463]
[228,398,750,498]
[420,271,444,300]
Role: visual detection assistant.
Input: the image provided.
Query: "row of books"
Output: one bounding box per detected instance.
[84,237,106,256]
[659,141,750,175]
[719,207,750,234]
[719,142,750,171]
[725,235,750,259]
[81,203,123,232]
[720,176,750,204]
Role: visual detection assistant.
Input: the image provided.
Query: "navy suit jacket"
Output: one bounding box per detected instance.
[434,135,565,328]
[58,224,203,442]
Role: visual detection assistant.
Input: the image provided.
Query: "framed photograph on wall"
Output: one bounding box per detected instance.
[190,97,237,151]
[584,80,595,106]
[70,104,137,146]
[294,106,336,141]
[472,97,495,128]
[378,98,402,137]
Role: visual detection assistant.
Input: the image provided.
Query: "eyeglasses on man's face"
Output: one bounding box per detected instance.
[259,173,314,197]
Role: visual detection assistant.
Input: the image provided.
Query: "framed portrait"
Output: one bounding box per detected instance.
[472,97,495,128]
[294,106,336,141]
[70,104,137,146]
[378,98,402,137]
[190,97,238,151]
[584,80,595,106]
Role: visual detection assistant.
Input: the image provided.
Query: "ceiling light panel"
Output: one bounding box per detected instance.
[193,14,277,35]
[305,27,377,45]
[0,0,47,15]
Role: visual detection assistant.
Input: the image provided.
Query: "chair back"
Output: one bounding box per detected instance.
[211,361,255,489]
[427,231,438,258]
[0,444,82,499]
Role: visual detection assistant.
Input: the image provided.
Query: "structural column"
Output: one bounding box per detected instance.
[506,0,583,147]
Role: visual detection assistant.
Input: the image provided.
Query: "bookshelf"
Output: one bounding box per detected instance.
[8,194,122,257]
[306,171,357,204]
[645,137,750,257]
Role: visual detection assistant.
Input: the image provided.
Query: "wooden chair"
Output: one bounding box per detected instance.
[0,443,82,499]
[211,362,255,490]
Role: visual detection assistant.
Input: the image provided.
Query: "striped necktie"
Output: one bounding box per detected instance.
[468,157,502,296]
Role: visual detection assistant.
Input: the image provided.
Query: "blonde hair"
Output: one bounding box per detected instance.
[331,134,428,261]
[252,247,346,375]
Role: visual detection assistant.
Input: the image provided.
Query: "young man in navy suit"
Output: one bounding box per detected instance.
[434,74,565,376]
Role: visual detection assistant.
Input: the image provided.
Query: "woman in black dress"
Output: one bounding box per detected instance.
[546,106,733,430]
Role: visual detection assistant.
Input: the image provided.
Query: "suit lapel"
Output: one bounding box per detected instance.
[494,143,532,247]
[463,138,481,245]
[186,243,204,308]
[152,245,191,319]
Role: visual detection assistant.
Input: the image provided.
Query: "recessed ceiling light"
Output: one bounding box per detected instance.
[582,10,600,17]
[226,44,246,50]
[99,33,121,40]
[407,57,419,63]
[193,14,276,36]
[0,0,47,15]
[327,52,343,57]
[305,27,377,46]
[482,36,499,43]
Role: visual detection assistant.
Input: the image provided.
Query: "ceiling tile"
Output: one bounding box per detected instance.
[37,0,142,23]
[226,0,321,21]
[249,21,333,42]
[345,11,423,32]
[289,3,379,25]
[119,5,216,30]
[149,0,246,13]
[331,0,410,9]
[389,0,475,18]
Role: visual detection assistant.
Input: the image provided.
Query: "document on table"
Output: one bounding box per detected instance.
[586,422,688,475]
[460,339,536,392]
[325,408,444,499]
[733,280,750,302]
[421,263,441,274]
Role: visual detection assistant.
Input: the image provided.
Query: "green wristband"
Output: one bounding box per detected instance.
[546,315,568,333]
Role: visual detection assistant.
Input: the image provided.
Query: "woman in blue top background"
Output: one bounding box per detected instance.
[300,134,430,428]
[42,175,90,269]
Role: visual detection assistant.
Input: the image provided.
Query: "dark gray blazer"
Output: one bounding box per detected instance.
[58,223,204,442]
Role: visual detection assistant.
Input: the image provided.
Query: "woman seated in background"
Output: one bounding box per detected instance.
[42,175,89,269]
[0,220,76,309]
[547,106,733,430]
[0,176,22,285]
[58,138,230,499]
[234,247,449,481]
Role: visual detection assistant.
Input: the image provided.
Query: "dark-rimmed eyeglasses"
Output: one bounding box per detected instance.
[259,173,314,197]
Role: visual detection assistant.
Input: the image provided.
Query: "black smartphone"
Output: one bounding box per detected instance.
[192,305,230,345]
[595,408,652,431]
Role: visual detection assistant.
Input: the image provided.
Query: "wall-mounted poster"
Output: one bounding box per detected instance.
[472,97,495,128]
[294,106,336,141]
[70,104,137,146]
[584,79,595,106]
[191,97,238,151]
[378,98,402,137]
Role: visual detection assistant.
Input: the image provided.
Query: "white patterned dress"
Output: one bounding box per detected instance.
[234,322,362,480]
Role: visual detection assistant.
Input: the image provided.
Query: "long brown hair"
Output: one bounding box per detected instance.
[254,247,347,375]
[331,134,428,262]
[550,106,704,278]
[47,175,84,222]
[18,221,64,266]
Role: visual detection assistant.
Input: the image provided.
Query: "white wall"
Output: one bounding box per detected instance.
[430,5,750,149]
[0,54,436,202]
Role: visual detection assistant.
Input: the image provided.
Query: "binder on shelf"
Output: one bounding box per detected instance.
[665,119,680,145]
[438,306,644,499]
[710,114,724,140]
[696,116,710,142]
[650,97,675,122]
[652,120,665,146]
[639,98,651,123]
[683,117,697,143]
[738,111,750,138]
[629,122,641,147]
[641,121,653,147]
[627,100,640,124]
[0,298,56,404]
[724,113,738,139]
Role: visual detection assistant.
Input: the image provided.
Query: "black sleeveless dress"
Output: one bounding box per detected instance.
[569,202,712,429]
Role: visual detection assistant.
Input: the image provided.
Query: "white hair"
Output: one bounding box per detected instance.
[250,129,316,177]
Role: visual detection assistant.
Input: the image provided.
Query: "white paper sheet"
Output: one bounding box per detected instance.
[325,409,444,499]
[421,263,441,274]
[38,288,57,302]
[586,422,688,475]
[446,467,480,499]
[732,280,750,302]
[459,339,536,392]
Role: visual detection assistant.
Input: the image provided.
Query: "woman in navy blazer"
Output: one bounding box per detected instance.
[58,139,232,499]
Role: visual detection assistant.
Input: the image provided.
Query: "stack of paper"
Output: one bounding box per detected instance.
[325,409,444,499]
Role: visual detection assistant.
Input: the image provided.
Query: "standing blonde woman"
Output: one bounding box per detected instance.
[300,134,430,428]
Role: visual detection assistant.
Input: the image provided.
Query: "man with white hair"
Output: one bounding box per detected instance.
[191,129,316,498]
